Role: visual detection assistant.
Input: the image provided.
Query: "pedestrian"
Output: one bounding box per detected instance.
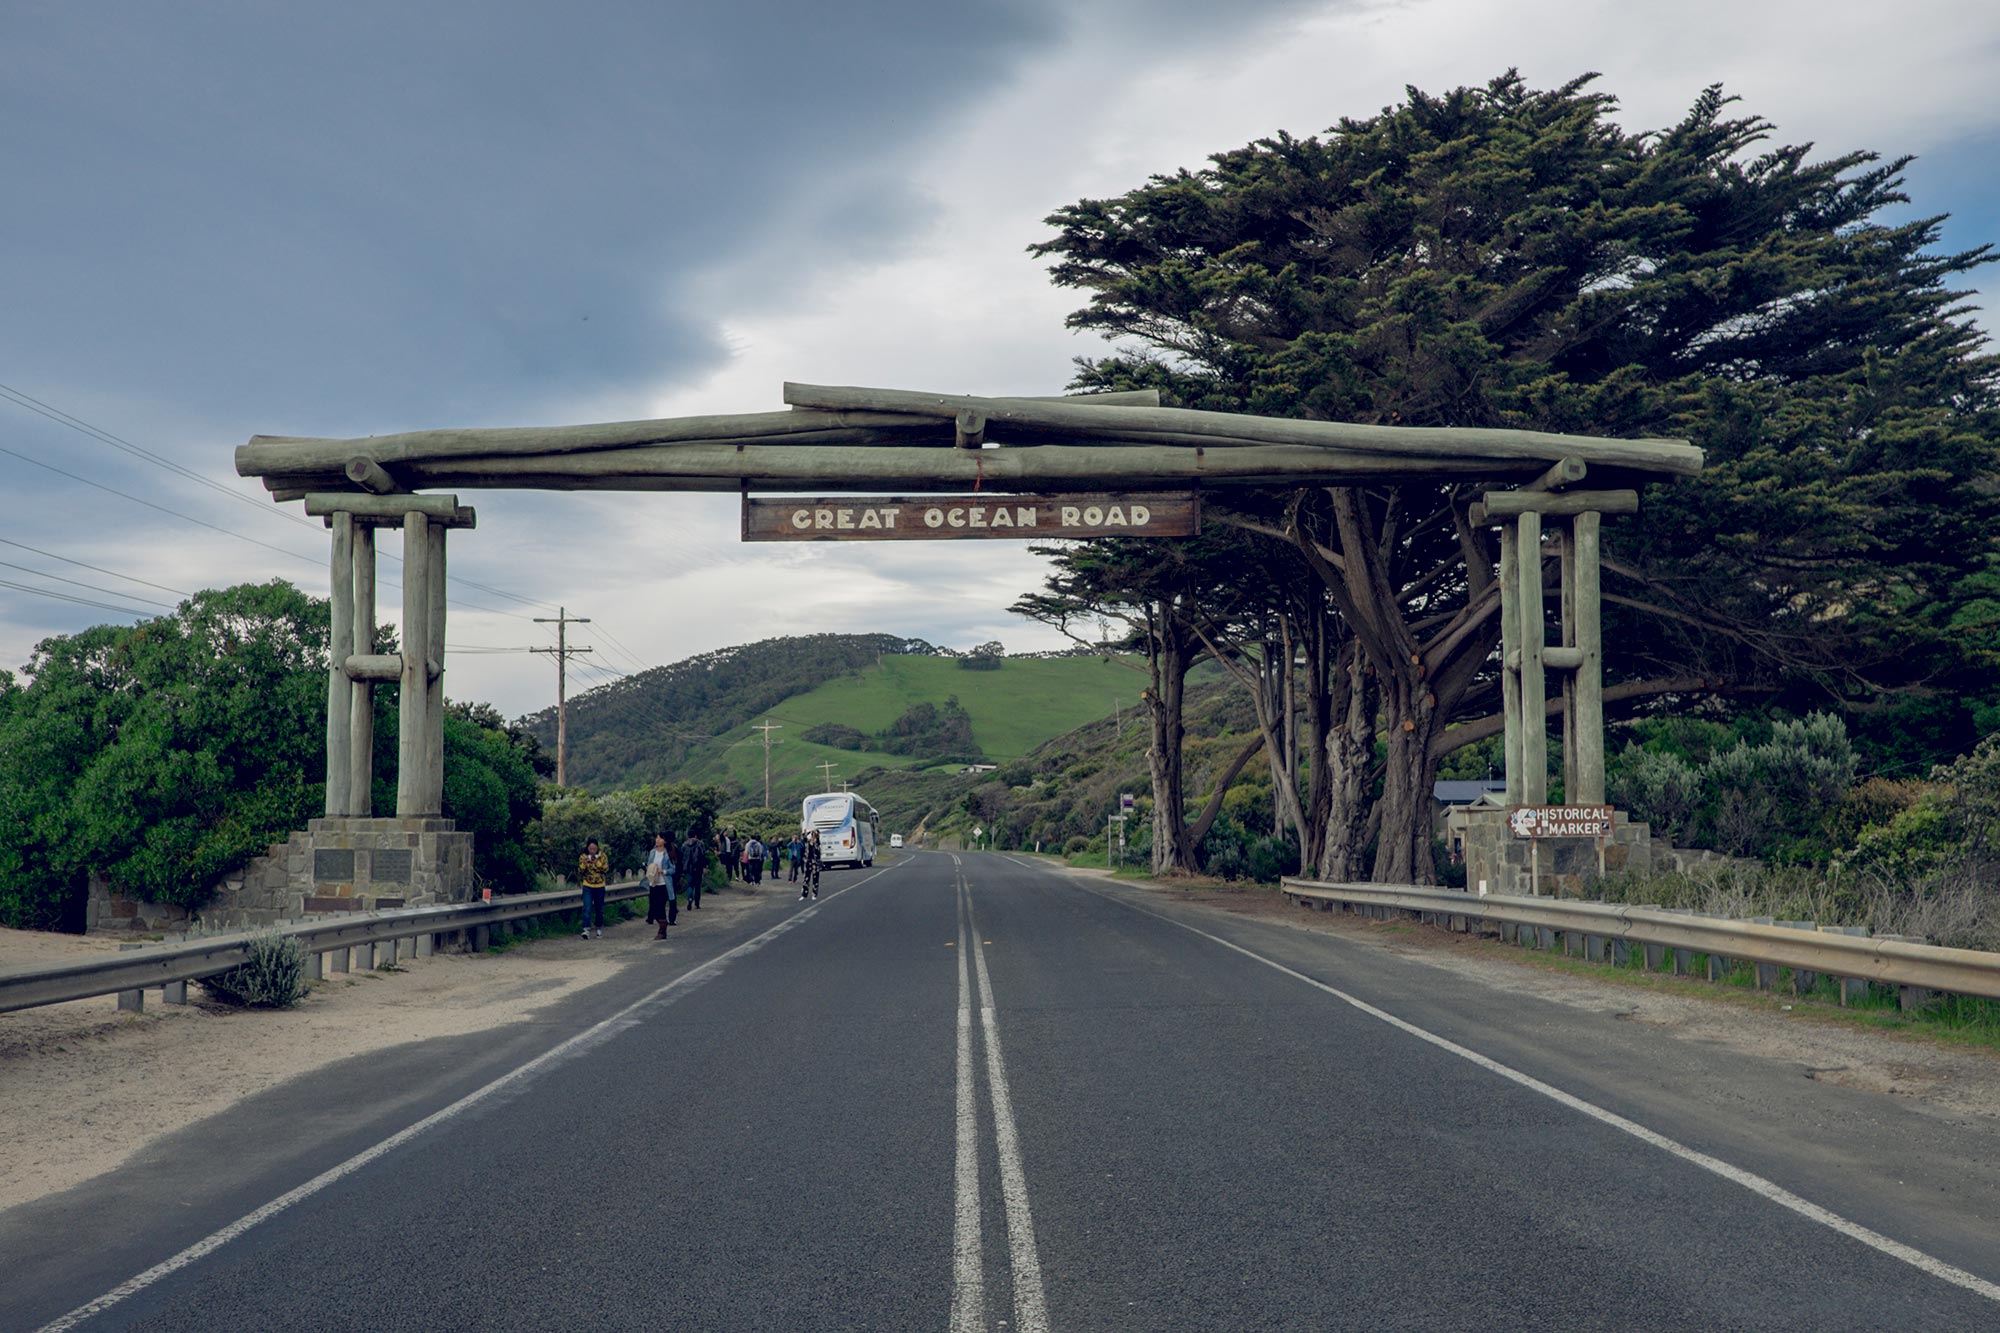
[645,832,677,939]
[676,829,706,911]
[718,829,736,881]
[751,835,770,884]
[577,839,610,939]
[787,833,802,881]
[799,829,822,901]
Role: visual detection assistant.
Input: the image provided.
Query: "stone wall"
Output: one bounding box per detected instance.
[1463,806,1656,898]
[86,817,476,935]
[1462,807,1762,898]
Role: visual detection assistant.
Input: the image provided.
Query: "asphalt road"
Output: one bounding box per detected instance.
[10,850,2000,1331]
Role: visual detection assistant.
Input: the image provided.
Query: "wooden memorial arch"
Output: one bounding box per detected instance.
[237,382,1700,899]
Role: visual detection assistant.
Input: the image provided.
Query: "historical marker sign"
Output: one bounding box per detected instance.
[1509,805,1614,839]
[742,492,1199,541]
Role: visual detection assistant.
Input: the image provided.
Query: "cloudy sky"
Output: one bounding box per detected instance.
[4,0,1996,718]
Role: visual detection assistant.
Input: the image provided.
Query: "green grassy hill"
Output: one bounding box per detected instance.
[522,632,1150,804]
[680,654,1147,808]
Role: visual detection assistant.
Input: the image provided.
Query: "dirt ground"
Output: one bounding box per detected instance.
[1079,868,2000,1123]
[0,887,769,1212]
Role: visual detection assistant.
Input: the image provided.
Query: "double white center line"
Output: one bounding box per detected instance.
[949,866,1050,1333]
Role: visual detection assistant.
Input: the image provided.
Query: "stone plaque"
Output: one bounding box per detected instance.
[313,848,356,883]
[372,848,414,884]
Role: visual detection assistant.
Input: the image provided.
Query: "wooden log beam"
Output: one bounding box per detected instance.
[233,393,1154,478]
[397,514,434,818]
[955,410,986,449]
[784,383,1704,476]
[1475,489,1639,521]
[305,492,464,520]
[1498,523,1523,807]
[1574,511,1606,805]
[325,514,354,816]
[1525,457,1587,493]
[344,653,403,682]
[261,442,1547,499]
[344,457,403,494]
[424,522,447,814]
[349,527,376,815]
[1518,511,1548,806]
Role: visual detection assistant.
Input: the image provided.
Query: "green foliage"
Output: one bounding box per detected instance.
[197,934,308,1008]
[1609,749,1703,846]
[801,722,869,749]
[0,583,328,928]
[877,697,980,762]
[1034,70,2000,873]
[1609,710,1857,861]
[719,806,799,848]
[958,641,1005,670]
[524,780,724,877]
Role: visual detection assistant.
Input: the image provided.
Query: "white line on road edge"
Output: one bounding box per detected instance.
[36,862,901,1333]
[966,881,1053,1333]
[948,890,987,1333]
[1078,882,2000,1308]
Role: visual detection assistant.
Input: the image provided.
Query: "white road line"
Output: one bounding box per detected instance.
[1079,883,2000,1308]
[948,889,987,1333]
[36,863,901,1333]
[966,885,1052,1333]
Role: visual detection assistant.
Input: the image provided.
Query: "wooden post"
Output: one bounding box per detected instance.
[1559,519,1578,803]
[425,521,447,813]
[1498,522,1523,806]
[326,513,355,816]
[349,525,376,816]
[1574,510,1605,805]
[398,512,434,817]
[1517,510,1547,806]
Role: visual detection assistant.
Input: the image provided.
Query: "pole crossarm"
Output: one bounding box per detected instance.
[236,381,1701,498]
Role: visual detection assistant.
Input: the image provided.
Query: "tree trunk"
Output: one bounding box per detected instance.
[1317,642,1372,881]
[1146,603,1196,874]
[1372,671,1443,884]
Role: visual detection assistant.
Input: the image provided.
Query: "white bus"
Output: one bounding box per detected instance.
[801,791,879,869]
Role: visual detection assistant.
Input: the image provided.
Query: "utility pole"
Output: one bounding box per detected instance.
[530,606,593,787]
[816,760,839,790]
[751,719,784,807]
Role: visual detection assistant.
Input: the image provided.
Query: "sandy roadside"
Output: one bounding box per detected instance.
[0,887,769,1212]
[1050,862,2000,1122]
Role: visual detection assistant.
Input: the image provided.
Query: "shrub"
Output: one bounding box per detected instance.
[1064,835,1090,855]
[1609,746,1703,846]
[197,934,308,1008]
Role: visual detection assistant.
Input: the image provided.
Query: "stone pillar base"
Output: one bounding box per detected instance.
[298,817,476,913]
[1463,807,1653,898]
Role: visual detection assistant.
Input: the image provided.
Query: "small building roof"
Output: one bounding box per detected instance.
[1434,779,1508,805]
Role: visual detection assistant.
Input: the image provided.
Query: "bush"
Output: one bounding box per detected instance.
[1609,746,1703,846]
[1063,835,1091,855]
[197,934,309,1008]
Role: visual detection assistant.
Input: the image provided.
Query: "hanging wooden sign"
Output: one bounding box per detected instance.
[741,492,1199,541]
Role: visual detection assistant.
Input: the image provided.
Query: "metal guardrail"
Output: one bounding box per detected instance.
[1280,878,2000,1003]
[0,881,646,1015]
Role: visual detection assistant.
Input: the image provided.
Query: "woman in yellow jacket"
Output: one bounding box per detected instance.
[577,839,610,939]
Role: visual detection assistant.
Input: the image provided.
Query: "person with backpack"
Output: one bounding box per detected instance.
[717,829,736,881]
[676,830,707,911]
[645,832,677,939]
[577,839,610,939]
[741,835,762,884]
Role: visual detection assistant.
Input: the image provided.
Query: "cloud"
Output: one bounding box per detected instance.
[3,0,1995,716]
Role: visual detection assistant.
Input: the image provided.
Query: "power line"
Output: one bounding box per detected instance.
[0,385,563,619]
[0,578,155,619]
[0,559,180,611]
[0,381,328,534]
[0,536,193,599]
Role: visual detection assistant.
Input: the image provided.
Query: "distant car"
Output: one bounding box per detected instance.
[890,834,904,848]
